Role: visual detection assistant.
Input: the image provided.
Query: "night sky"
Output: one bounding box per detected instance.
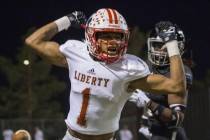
[0,0,210,80]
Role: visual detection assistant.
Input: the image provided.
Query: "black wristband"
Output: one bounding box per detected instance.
[151,104,165,116]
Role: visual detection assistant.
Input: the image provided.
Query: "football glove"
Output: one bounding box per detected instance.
[155,21,177,42]
[129,90,150,108]
[67,11,87,28]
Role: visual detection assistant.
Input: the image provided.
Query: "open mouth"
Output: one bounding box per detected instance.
[107,47,118,56]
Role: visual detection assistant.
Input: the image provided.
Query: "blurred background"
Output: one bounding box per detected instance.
[0,0,210,140]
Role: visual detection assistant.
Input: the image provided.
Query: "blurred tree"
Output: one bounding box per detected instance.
[204,70,210,91]
[0,38,66,119]
[128,26,147,59]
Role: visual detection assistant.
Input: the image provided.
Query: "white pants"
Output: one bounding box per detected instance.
[62,130,115,140]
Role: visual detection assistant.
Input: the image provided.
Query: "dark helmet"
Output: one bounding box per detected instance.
[147,21,185,66]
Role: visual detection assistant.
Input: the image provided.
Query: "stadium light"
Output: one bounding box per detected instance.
[23,59,30,65]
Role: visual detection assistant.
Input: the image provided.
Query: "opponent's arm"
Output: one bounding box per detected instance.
[129,91,185,128]
[147,101,185,128]
[25,11,86,67]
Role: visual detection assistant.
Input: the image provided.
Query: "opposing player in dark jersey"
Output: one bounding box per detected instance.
[129,21,193,140]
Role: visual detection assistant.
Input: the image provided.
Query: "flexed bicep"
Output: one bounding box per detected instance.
[37,41,67,67]
[25,22,67,67]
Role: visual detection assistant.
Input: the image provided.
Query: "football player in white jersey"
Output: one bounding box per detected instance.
[25,8,186,140]
[129,21,192,140]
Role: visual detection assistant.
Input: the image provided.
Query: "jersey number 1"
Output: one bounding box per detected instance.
[77,88,90,126]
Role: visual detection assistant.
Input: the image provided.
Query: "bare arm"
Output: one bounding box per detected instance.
[148,101,176,122]
[25,12,86,67]
[129,55,186,95]
[144,84,188,125]
[25,22,67,67]
[129,90,185,126]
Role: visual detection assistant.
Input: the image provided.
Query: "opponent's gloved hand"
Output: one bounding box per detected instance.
[129,90,150,108]
[67,11,87,28]
[155,21,177,42]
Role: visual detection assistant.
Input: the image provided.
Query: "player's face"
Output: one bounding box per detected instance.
[152,42,165,51]
[96,32,123,57]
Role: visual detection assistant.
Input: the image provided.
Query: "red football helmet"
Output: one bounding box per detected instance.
[85,8,130,63]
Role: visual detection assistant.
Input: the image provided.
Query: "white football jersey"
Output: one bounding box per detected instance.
[59,40,150,135]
